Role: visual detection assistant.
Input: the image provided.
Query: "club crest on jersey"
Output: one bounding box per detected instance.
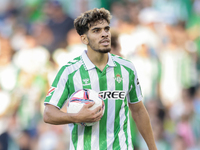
[114,74,123,83]
[46,87,56,97]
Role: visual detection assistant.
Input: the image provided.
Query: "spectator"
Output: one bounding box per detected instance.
[110,28,122,57]
[128,44,161,102]
[43,0,74,53]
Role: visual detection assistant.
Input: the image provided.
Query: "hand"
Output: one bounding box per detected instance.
[73,102,104,123]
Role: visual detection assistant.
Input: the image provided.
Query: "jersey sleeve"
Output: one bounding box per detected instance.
[128,67,143,104]
[44,66,69,109]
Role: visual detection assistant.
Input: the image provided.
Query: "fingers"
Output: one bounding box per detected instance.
[85,106,104,122]
[92,106,104,121]
[93,105,102,114]
[79,103,104,123]
[85,101,95,108]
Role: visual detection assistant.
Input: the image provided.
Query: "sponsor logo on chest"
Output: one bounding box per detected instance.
[99,90,126,100]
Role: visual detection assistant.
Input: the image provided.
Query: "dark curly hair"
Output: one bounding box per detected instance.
[74,8,112,35]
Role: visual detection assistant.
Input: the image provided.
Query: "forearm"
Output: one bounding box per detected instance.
[43,103,103,125]
[43,104,77,125]
[131,108,157,150]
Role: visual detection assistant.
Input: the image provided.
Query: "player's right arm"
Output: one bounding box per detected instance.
[43,66,103,125]
[43,103,103,125]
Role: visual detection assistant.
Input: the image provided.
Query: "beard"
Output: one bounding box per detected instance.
[88,37,111,53]
[93,48,111,53]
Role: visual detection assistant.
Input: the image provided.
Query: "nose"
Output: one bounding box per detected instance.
[102,30,109,37]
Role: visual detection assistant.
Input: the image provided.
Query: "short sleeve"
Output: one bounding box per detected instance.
[128,68,143,104]
[44,66,69,109]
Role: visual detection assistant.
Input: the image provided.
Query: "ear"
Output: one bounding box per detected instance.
[80,34,89,45]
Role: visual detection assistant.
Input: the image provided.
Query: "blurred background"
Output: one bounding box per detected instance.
[0,0,200,149]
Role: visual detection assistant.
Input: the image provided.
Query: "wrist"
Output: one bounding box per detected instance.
[68,113,79,123]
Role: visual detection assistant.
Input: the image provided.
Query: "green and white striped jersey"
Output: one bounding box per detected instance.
[44,50,143,150]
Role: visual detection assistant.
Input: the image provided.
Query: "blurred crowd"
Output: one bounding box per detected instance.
[0,0,200,150]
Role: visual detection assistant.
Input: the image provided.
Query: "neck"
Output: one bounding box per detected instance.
[86,48,109,71]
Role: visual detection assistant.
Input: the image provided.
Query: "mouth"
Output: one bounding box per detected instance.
[99,39,110,46]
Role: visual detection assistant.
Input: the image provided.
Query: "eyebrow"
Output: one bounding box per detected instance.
[91,26,110,31]
[91,27,101,31]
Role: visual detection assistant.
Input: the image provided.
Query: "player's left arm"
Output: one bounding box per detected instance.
[129,101,157,150]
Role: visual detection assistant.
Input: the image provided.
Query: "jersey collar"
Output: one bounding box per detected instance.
[81,50,116,70]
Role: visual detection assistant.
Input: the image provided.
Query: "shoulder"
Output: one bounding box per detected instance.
[59,56,83,74]
[65,56,82,66]
[111,54,136,72]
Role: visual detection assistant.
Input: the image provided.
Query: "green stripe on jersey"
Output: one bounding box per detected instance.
[79,65,93,150]
[80,65,92,90]
[96,67,108,150]
[72,125,78,150]
[57,83,69,108]
[52,65,68,87]
[123,98,129,147]
[113,62,123,149]
[84,127,92,150]
[68,71,78,150]
[123,65,139,103]
[68,71,77,97]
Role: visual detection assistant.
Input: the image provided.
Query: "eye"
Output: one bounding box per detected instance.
[105,27,110,32]
[94,29,100,33]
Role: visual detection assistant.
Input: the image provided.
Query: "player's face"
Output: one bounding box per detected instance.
[86,19,111,53]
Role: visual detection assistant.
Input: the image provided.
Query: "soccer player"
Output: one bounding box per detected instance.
[43,8,157,150]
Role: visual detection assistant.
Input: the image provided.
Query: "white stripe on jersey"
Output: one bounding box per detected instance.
[73,69,85,150]
[119,101,127,150]
[119,66,130,149]
[73,69,83,92]
[77,125,84,150]
[50,69,68,107]
[121,65,129,98]
[106,67,115,150]
[68,124,75,150]
[91,123,100,150]
[90,69,100,150]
